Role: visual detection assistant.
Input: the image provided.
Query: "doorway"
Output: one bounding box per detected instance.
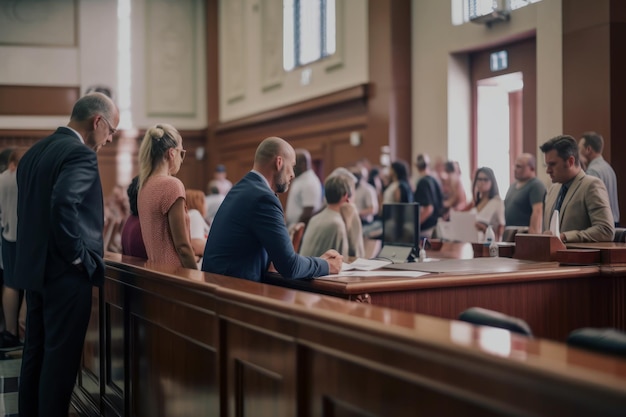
[470,37,537,197]
[476,71,523,195]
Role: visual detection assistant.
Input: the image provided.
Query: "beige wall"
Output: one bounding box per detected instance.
[218,0,369,122]
[0,0,207,131]
[412,0,562,185]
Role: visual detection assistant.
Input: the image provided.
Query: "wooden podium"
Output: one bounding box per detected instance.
[513,234,624,264]
[514,234,566,262]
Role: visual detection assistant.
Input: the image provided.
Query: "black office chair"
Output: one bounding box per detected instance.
[567,328,626,358]
[458,307,533,337]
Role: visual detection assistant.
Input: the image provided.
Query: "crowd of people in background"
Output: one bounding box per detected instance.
[98,129,621,266]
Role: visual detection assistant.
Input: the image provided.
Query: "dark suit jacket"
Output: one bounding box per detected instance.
[15,127,105,291]
[543,170,614,242]
[201,171,329,281]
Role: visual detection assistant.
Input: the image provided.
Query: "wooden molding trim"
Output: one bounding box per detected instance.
[216,114,368,154]
[0,85,80,116]
[0,129,50,138]
[215,84,369,133]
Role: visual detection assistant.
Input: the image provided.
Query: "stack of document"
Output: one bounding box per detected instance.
[322,258,429,278]
[342,258,392,271]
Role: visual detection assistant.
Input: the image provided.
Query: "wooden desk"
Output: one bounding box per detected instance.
[427,240,475,259]
[264,242,621,341]
[72,253,626,417]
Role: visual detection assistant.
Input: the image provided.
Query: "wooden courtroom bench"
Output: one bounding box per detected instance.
[264,241,626,341]
[72,253,626,417]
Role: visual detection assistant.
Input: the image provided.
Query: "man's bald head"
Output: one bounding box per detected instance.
[519,153,536,170]
[70,92,117,123]
[253,136,296,193]
[514,153,537,182]
[294,148,312,177]
[254,137,293,166]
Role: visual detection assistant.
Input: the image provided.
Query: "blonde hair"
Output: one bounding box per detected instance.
[185,189,206,217]
[138,123,181,188]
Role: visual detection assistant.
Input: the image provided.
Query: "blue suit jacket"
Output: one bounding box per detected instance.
[201,171,328,281]
[15,127,105,291]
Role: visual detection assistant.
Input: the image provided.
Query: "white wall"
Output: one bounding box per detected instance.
[0,0,207,131]
[412,0,563,186]
[218,0,369,122]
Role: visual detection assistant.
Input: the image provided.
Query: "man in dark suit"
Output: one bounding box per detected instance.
[202,136,342,281]
[15,92,119,417]
[540,135,614,243]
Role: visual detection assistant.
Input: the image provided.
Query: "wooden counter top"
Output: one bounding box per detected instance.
[92,252,626,417]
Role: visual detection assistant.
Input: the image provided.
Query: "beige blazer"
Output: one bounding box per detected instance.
[543,170,614,242]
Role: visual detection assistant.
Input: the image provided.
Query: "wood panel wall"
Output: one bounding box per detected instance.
[562,0,626,226]
[71,255,626,417]
[213,85,370,183]
[0,85,79,116]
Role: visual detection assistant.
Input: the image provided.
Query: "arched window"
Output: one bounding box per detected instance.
[283,0,336,71]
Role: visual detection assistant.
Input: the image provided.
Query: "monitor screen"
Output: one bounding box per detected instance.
[382,203,420,249]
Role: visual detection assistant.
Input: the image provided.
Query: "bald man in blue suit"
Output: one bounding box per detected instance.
[202,137,342,281]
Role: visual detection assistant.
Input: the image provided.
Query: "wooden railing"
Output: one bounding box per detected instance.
[73,253,626,417]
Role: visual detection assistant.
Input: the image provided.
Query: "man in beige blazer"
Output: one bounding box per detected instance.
[540,135,614,243]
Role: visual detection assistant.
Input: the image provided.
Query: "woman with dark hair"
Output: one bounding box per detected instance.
[382,160,413,204]
[121,176,147,259]
[470,167,505,241]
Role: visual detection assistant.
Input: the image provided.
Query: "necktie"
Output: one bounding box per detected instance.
[554,185,568,212]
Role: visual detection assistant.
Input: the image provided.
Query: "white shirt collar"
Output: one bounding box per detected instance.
[65,126,85,144]
[250,170,272,191]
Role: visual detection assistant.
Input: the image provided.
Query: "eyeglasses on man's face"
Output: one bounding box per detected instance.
[100,115,117,136]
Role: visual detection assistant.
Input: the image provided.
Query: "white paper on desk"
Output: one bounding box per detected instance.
[549,210,561,240]
[326,270,430,278]
[342,258,392,271]
[437,211,480,243]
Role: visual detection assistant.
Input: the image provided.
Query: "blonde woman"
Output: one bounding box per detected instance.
[137,124,197,269]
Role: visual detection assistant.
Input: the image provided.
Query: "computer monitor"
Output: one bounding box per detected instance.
[378,203,420,263]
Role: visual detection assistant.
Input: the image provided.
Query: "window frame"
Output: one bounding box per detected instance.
[283,0,338,72]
